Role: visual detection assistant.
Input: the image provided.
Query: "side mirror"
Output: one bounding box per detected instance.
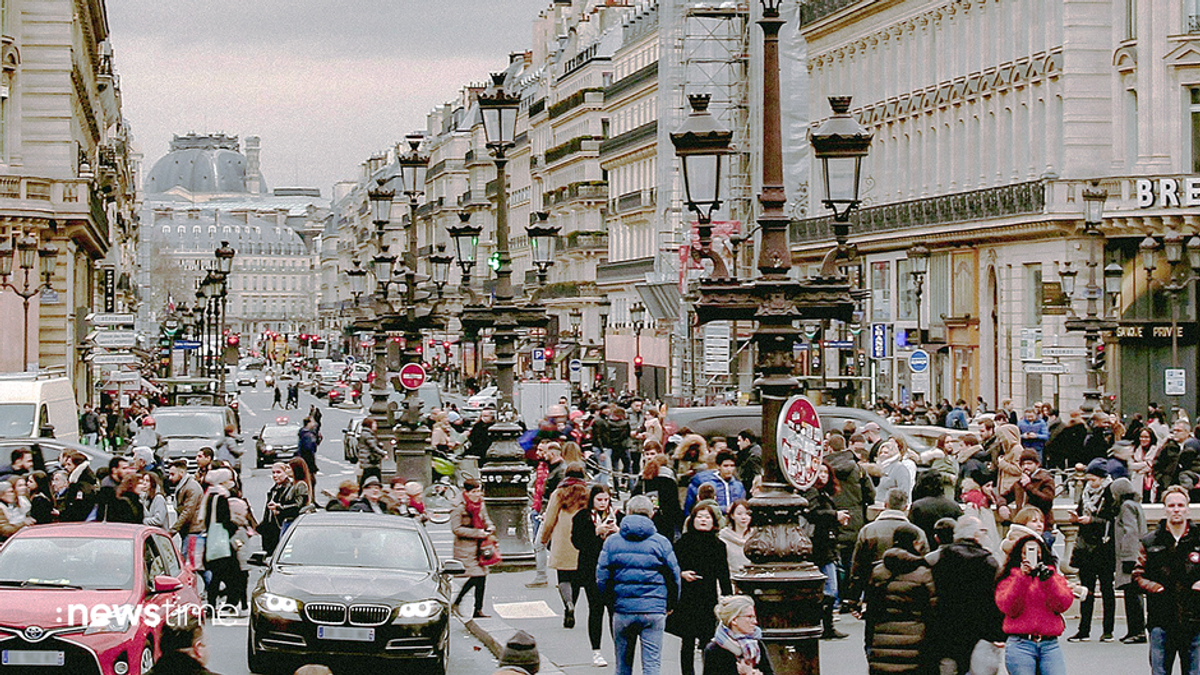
[342,428,350,434]
[251,434,260,441]
[247,551,268,567]
[441,559,466,576]
[152,575,183,594]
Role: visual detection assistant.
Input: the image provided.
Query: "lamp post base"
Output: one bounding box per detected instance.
[733,562,825,675]
[481,420,534,570]
[393,427,431,486]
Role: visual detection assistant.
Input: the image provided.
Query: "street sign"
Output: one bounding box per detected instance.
[908,349,930,373]
[173,340,202,350]
[703,322,731,375]
[1042,346,1088,358]
[569,358,582,383]
[86,313,136,327]
[1166,368,1187,396]
[398,363,427,390]
[91,352,139,366]
[777,395,823,491]
[871,324,888,360]
[826,340,855,349]
[106,371,140,382]
[89,330,138,349]
[1024,363,1069,374]
[532,348,546,372]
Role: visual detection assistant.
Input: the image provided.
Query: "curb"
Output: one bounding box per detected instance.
[460,614,566,675]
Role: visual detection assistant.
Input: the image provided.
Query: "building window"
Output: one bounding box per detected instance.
[871,261,891,322]
[897,258,916,321]
[1024,263,1043,326]
[1187,0,1199,33]
[1191,88,1200,173]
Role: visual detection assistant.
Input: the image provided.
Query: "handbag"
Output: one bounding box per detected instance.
[205,522,232,562]
[478,535,503,567]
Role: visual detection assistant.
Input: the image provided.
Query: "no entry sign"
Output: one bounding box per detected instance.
[398,363,427,390]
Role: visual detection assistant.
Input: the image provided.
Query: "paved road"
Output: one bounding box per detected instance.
[205,381,486,675]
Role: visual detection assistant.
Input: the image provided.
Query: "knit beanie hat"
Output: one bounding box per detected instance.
[1018,449,1040,465]
[1085,457,1109,478]
[499,630,539,674]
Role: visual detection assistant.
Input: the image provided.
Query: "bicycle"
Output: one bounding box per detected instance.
[422,450,462,524]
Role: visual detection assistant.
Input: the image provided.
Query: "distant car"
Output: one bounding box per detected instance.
[342,417,365,462]
[237,372,258,388]
[387,383,444,425]
[254,420,302,469]
[152,406,239,471]
[0,437,112,474]
[0,522,202,675]
[314,372,342,398]
[465,386,498,414]
[328,383,361,407]
[902,425,971,449]
[247,512,463,675]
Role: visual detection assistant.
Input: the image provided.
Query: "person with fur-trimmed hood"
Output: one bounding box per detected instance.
[864,528,937,675]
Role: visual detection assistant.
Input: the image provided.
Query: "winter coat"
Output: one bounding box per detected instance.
[1074,481,1118,572]
[876,459,913,503]
[684,470,746,514]
[668,528,732,638]
[451,497,494,577]
[596,514,681,615]
[1154,440,1184,490]
[926,540,1005,663]
[865,548,936,675]
[1018,418,1050,455]
[995,566,1074,636]
[59,465,98,522]
[803,488,842,566]
[827,449,875,546]
[630,469,683,539]
[144,651,220,675]
[1134,521,1200,632]
[999,468,1056,525]
[603,417,632,451]
[908,495,962,548]
[571,507,622,583]
[848,511,929,604]
[1045,421,1087,470]
[540,478,589,570]
[171,475,205,536]
[357,431,384,468]
[701,639,775,675]
[1111,477,1147,587]
[994,426,1024,495]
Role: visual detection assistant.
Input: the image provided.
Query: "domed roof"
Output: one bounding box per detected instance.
[144,134,251,195]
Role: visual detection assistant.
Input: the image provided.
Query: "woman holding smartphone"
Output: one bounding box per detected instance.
[995,534,1074,675]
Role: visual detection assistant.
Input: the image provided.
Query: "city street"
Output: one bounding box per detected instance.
[208,381,494,675]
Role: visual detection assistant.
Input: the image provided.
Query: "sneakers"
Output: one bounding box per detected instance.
[592,650,607,668]
[563,609,576,629]
[1121,634,1147,644]
[1099,634,1114,643]
[1067,633,1090,642]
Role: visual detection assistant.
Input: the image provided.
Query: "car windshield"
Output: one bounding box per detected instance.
[261,426,299,444]
[277,525,429,570]
[0,403,36,437]
[154,412,224,438]
[0,538,135,589]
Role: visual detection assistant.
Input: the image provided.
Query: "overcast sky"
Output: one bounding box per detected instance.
[108,1,547,199]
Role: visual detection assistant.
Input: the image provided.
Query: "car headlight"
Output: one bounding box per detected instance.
[84,605,136,634]
[264,445,275,452]
[256,593,300,617]
[394,600,441,621]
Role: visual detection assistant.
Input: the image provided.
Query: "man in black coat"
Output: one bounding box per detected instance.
[1133,486,1200,674]
[1044,409,1088,471]
[58,451,98,522]
[909,470,963,547]
[826,433,874,609]
[926,516,1005,675]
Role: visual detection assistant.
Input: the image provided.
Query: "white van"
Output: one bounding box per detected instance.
[0,372,79,442]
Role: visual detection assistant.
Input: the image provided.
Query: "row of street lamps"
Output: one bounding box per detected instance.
[0,232,57,372]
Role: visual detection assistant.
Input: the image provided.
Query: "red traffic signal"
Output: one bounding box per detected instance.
[545,347,554,359]
[633,355,643,367]
[226,335,240,347]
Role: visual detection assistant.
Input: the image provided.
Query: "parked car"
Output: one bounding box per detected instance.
[342,417,365,463]
[664,405,931,453]
[254,419,302,469]
[247,512,464,675]
[0,437,111,474]
[0,522,202,675]
[387,383,444,424]
[464,386,498,418]
[151,405,239,471]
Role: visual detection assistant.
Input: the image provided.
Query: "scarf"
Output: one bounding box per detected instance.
[464,496,486,530]
[712,622,762,665]
[1081,476,1112,517]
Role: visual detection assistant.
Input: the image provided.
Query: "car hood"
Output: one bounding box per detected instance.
[0,588,136,628]
[164,438,218,456]
[265,566,441,603]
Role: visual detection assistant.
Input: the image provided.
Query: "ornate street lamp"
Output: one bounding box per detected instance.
[214,240,235,277]
[0,232,58,372]
[396,134,428,198]
[448,212,482,284]
[371,247,397,297]
[346,260,368,304]
[368,181,394,236]
[430,244,453,298]
[1064,183,1116,408]
[810,97,872,225]
[526,212,560,287]
[907,243,930,348]
[671,94,733,278]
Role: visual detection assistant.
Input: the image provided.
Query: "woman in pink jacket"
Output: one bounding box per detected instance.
[995,534,1075,675]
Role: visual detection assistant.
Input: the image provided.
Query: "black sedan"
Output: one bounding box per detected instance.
[0,438,112,474]
[247,512,464,675]
[253,421,301,469]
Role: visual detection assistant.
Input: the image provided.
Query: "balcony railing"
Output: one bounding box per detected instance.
[1189,14,1200,33]
[789,180,1047,244]
[545,135,602,165]
[548,88,604,119]
[600,121,657,157]
[596,256,655,283]
[613,188,656,214]
[543,181,608,209]
[563,231,608,252]
[458,189,488,208]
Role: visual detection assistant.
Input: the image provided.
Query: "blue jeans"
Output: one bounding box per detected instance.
[1005,637,1065,675]
[612,612,665,675]
[1150,627,1200,675]
[819,561,838,601]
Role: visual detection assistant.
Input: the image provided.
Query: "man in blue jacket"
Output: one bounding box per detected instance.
[683,449,747,514]
[1018,407,1050,462]
[596,495,681,675]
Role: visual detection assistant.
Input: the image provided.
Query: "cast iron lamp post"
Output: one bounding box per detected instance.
[598,297,611,390]
[671,2,868,671]
[630,302,645,394]
[456,74,548,567]
[0,232,57,372]
[212,241,235,396]
[431,244,452,299]
[1138,226,1200,411]
[1064,183,1117,409]
[527,211,560,288]
[447,212,482,381]
[907,243,930,350]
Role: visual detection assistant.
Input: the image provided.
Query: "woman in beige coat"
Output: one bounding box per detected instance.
[452,479,495,618]
[995,423,1025,495]
[539,462,590,628]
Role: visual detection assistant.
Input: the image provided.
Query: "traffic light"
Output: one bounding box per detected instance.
[226,334,240,347]
[544,346,554,359]
[1092,343,1106,371]
[633,354,643,378]
[488,251,502,272]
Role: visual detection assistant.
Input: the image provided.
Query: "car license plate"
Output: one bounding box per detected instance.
[317,626,374,642]
[2,650,65,666]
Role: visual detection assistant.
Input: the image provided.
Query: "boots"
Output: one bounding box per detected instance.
[559,582,576,628]
[821,597,848,640]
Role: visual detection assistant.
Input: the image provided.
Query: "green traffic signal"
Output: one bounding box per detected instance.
[487,251,501,272]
